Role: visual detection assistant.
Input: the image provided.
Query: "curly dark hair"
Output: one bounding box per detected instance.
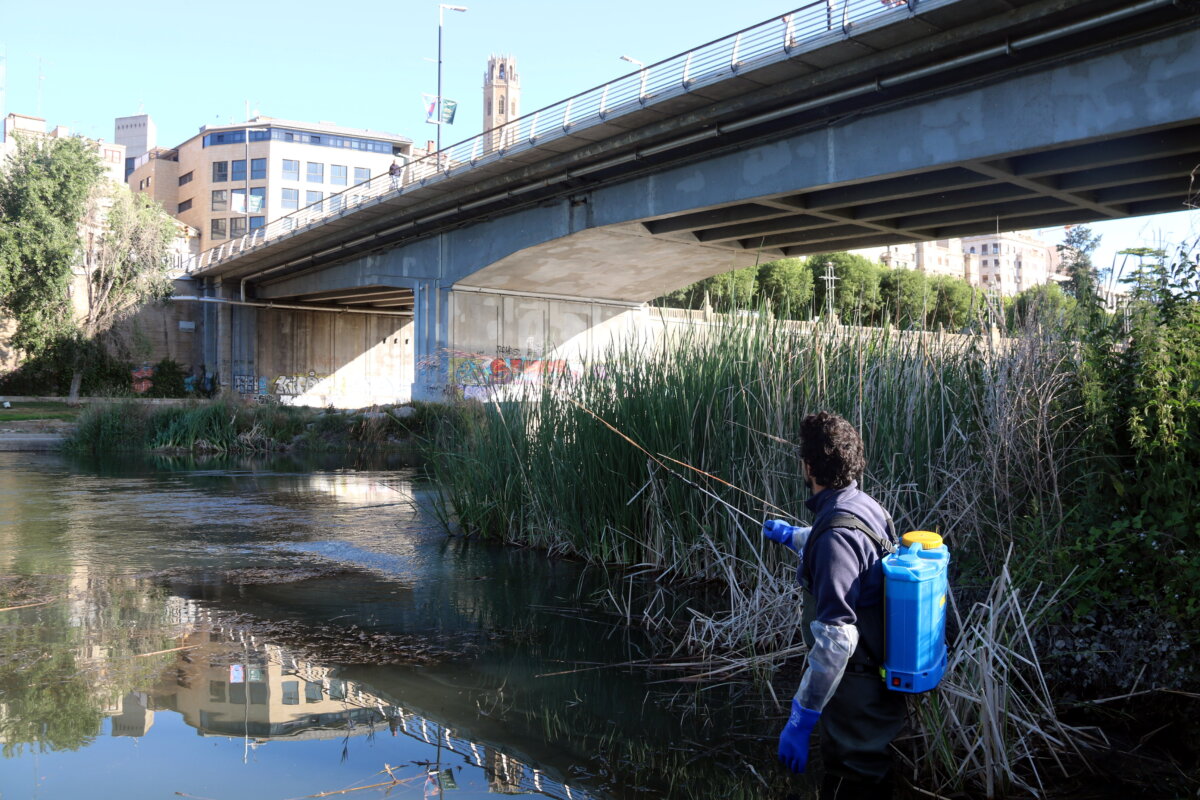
[798,411,866,490]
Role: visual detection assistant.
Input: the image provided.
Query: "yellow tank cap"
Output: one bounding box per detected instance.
[902,530,943,550]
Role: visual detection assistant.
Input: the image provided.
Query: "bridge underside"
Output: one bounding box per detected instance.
[459,119,1200,302]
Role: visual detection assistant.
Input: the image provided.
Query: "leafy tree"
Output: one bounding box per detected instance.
[806,253,882,323]
[703,264,759,312]
[1007,282,1075,331]
[756,257,813,318]
[0,134,104,354]
[69,189,177,397]
[1058,224,1102,301]
[928,274,978,330]
[878,267,930,328]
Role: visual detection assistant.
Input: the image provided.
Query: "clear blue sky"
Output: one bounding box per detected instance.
[2,0,1196,270]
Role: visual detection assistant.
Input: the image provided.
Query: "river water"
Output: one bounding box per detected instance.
[0,451,799,800]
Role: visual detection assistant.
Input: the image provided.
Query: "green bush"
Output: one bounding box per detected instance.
[144,358,188,398]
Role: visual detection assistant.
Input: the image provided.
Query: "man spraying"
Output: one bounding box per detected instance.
[762,411,906,799]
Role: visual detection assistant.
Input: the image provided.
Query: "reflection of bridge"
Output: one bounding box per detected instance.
[155,601,603,800]
[180,0,1200,405]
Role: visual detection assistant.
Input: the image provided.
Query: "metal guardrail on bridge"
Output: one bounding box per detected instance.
[184,0,915,274]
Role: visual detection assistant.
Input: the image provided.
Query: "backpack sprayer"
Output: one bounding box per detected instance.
[881,530,949,693]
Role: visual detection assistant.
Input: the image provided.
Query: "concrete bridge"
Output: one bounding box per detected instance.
[183,0,1200,405]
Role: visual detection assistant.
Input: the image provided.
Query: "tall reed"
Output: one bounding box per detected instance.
[431,315,1076,583]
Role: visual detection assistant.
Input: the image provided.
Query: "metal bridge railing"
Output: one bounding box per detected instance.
[184,0,915,274]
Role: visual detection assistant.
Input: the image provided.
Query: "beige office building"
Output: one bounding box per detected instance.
[127,117,413,253]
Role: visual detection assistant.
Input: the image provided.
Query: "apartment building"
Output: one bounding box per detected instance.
[961,231,1061,295]
[127,116,414,252]
[1,112,127,185]
[854,230,1060,295]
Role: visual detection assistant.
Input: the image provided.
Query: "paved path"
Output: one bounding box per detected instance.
[0,434,65,451]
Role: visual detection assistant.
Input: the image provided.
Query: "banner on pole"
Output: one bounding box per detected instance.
[423,94,440,125]
[441,99,457,125]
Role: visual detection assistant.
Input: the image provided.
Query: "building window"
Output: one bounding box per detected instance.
[969,246,975,253]
[499,94,506,114]
[231,159,246,182]
[306,190,323,210]
[282,681,299,705]
[282,159,299,181]
[179,171,194,186]
[331,194,344,212]
[251,158,267,180]
[249,216,265,231]
[281,188,299,210]
[331,165,347,186]
[212,161,228,182]
[992,243,999,254]
[250,186,266,212]
[178,199,192,213]
[212,190,228,211]
[230,217,247,237]
[307,162,324,183]
[354,167,370,185]
[211,218,227,239]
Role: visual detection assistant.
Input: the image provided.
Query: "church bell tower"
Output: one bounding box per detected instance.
[483,55,519,152]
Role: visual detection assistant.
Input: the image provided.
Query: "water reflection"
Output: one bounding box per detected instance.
[0,452,797,799]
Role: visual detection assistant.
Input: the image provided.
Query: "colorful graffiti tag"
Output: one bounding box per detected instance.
[448,356,573,387]
[131,365,155,394]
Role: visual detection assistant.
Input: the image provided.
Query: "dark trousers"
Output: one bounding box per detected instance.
[801,592,907,786]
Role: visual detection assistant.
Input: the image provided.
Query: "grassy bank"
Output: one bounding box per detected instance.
[426,311,1198,797]
[64,399,451,456]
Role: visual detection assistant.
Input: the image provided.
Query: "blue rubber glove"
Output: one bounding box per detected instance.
[763,519,808,552]
[763,519,796,548]
[778,699,821,774]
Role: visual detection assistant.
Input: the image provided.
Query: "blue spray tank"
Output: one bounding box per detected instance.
[880,531,950,693]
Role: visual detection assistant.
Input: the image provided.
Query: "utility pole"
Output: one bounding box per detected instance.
[821,261,839,320]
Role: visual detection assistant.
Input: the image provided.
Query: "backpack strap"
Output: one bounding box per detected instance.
[819,512,898,556]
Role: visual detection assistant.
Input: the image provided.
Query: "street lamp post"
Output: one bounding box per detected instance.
[437,4,468,164]
[619,55,647,100]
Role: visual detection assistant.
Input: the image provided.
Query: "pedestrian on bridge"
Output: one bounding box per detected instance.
[762,411,906,799]
[389,160,403,190]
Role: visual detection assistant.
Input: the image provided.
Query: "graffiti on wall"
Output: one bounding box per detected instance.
[274,371,331,398]
[230,371,407,403]
[233,375,268,396]
[131,365,155,394]
[449,356,573,387]
[428,347,588,400]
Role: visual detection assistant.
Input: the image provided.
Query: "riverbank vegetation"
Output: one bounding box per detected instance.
[65,399,450,455]
[0,132,178,402]
[429,228,1200,797]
